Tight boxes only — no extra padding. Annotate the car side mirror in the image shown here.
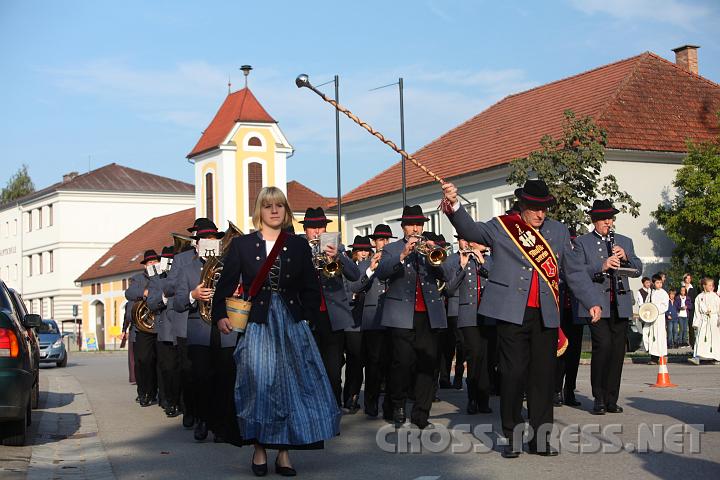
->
[23,313,42,329]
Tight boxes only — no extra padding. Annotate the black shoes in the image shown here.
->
[501,445,521,458]
[563,391,582,407]
[553,392,563,407]
[194,421,208,441]
[606,404,624,413]
[275,460,297,477]
[364,400,379,418]
[592,399,606,415]
[393,407,406,427]
[251,461,268,477]
[139,394,153,407]
[528,445,559,456]
[467,400,479,415]
[165,405,180,418]
[344,395,360,414]
[182,414,195,428]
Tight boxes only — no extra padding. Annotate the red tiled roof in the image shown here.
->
[1,163,194,209]
[76,208,195,283]
[286,180,335,212]
[341,52,720,205]
[188,88,276,158]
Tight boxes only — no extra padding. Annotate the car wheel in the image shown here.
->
[31,379,39,409]
[1,399,29,446]
[57,354,68,368]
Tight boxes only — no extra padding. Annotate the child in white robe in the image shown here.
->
[642,274,669,362]
[689,277,720,364]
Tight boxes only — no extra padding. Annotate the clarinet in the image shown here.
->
[608,229,627,294]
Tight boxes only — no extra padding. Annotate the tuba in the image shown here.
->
[198,221,244,325]
[410,235,447,266]
[132,299,155,333]
[309,238,343,278]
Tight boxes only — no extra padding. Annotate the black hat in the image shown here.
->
[435,234,448,247]
[396,205,429,224]
[161,246,174,258]
[587,199,620,220]
[349,235,373,251]
[140,249,159,264]
[299,207,332,228]
[368,224,396,240]
[505,201,521,215]
[189,218,225,240]
[423,232,438,242]
[187,217,211,233]
[514,180,556,207]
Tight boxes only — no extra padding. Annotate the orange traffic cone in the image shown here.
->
[650,356,677,388]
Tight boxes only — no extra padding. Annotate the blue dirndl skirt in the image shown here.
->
[233,292,341,449]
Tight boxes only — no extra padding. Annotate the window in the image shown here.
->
[91,284,96,295]
[38,253,43,275]
[495,194,515,216]
[425,211,440,235]
[49,251,53,272]
[205,172,214,221]
[48,204,53,226]
[26,212,32,232]
[463,201,478,221]
[247,162,262,215]
[355,224,372,237]
[122,278,128,290]
[96,283,102,294]
[38,208,42,229]
[39,297,44,318]
[248,136,262,147]
[50,297,54,318]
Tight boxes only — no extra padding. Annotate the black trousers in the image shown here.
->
[555,309,584,395]
[343,331,364,405]
[176,337,192,413]
[459,323,490,406]
[388,312,439,426]
[497,308,556,443]
[362,330,391,409]
[157,341,180,407]
[439,316,464,385]
[210,343,241,444]
[480,323,500,394]
[313,311,345,406]
[589,304,627,406]
[187,345,212,423]
[134,331,158,398]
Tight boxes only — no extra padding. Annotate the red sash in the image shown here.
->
[497,214,560,309]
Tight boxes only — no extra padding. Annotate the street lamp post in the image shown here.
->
[370,78,407,207]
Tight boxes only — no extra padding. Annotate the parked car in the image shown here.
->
[37,319,68,367]
[8,289,40,405]
[0,280,41,446]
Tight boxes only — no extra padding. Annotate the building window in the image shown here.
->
[122,278,128,290]
[39,297,44,318]
[355,224,372,236]
[48,204,53,226]
[38,253,43,275]
[49,251,53,272]
[463,201,478,221]
[38,208,42,229]
[247,162,263,215]
[495,194,515,216]
[26,212,32,232]
[50,297,54,318]
[248,136,262,147]
[425,211,440,235]
[205,172,214,221]
[97,283,102,294]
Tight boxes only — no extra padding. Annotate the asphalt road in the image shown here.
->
[2,351,719,479]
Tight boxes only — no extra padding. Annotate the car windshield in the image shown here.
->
[39,320,60,334]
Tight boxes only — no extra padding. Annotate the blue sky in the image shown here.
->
[1,0,718,198]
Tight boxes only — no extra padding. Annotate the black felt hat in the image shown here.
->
[161,246,174,259]
[140,249,159,264]
[299,207,332,228]
[368,224,396,240]
[189,218,225,240]
[349,235,373,251]
[587,199,620,221]
[514,180,556,207]
[396,205,429,224]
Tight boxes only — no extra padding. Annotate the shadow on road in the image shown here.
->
[625,397,720,432]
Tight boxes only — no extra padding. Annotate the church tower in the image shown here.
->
[187,83,292,232]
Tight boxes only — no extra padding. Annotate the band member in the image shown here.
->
[553,281,584,408]
[438,235,465,391]
[445,236,492,414]
[146,246,181,418]
[121,298,136,385]
[343,235,372,413]
[173,219,236,442]
[349,224,395,419]
[125,250,160,407]
[441,180,601,457]
[573,200,642,414]
[689,277,720,364]
[300,207,361,406]
[376,205,448,429]
[213,186,341,477]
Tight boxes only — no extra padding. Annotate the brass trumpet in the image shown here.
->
[309,238,343,278]
[409,235,447,266]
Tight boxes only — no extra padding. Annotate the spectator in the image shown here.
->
[676,286,692,347]
[635,277,651,307]
[666,288,679,349]
[682,273,697,347]
[688,277,720,365]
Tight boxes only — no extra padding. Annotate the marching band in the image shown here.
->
[122,178,652,473]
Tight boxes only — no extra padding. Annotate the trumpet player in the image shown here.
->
[376,205,449,429]
[125,249,160,407]
[445,237,493,415]
[300,207,361,407]
[574,200,642,415]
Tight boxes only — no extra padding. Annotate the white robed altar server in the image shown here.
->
[692,278,720,362]
[642,275,668,358]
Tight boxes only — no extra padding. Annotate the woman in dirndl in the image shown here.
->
[212,186,341,477]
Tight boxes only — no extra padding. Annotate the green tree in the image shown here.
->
[507,110,640,234]
[652,128,720,280]
[1,164,35,204]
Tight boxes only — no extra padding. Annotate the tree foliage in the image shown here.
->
[653,126,720,280]
[1,164,35,204]
[507,110,640,234]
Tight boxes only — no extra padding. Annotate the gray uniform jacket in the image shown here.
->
[146,275,176,343]
[573,231,643,319]
[445,254,489,328]
[348,259,386,331]
[162,249,195,339]
[173,256,238,347]
[375,238,448,329]
[318,246,362,331]
[125,272,156,334]
[448,206,601,327]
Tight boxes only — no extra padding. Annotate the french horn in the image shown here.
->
[132,299,155,333]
